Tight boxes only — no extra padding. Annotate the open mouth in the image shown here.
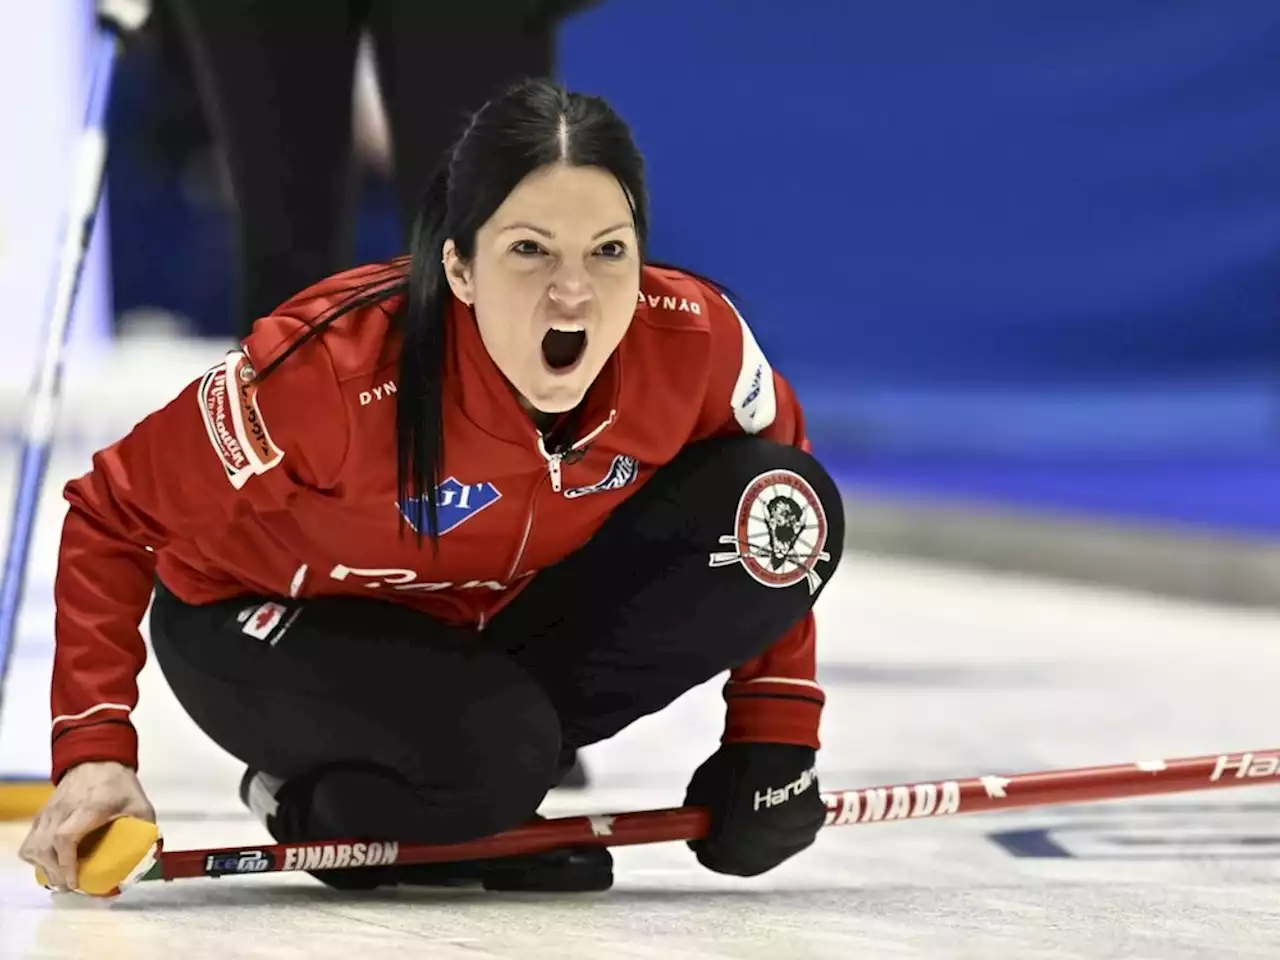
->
[541,327,588,372]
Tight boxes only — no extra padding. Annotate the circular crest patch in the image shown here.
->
[708,469,831,593]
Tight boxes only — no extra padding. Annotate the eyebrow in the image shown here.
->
[499,221,634,240]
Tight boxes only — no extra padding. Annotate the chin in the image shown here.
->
[524,380,588,415]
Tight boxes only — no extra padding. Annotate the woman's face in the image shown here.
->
[444,163,642,417]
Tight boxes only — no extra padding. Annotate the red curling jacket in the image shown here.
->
[49,262,830,783]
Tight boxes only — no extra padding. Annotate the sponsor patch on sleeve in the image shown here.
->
[722,293,778,434]
[197,351,284,489]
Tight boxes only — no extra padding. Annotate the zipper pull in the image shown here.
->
[536,432,565,492]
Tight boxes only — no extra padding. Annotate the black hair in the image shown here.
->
[252,78,650,545]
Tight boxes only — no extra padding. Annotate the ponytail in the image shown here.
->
[396,164,454,547]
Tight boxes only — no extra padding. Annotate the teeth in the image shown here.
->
[549,322,586,333]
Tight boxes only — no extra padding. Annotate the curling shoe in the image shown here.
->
[239,767,394,890]
[555,747,590,790]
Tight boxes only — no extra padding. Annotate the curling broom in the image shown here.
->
[35,745,1280,897]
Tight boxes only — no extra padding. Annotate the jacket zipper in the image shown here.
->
[535,409,617,493]
[482,486,541,634]
[505,497,537,583]
[288,563,309,597]
[490,408,619,628]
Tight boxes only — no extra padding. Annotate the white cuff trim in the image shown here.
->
[52,702,134,729]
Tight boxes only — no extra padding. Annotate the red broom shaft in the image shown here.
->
[821,748,1277,826]
[152,747,1280,881]
[157,808,712,880]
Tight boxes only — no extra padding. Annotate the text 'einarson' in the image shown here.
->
[282,841,400,872]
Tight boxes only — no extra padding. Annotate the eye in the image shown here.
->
[595,240,628,259]
[509,240,547,257]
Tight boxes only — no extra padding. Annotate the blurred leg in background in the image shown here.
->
[162,0,363,333]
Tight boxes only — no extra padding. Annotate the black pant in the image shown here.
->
[150,437,845,845]
[163,0,559,333]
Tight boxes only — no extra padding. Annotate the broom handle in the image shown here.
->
[143,746,1280,881]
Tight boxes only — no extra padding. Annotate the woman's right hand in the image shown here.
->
[17,761,156,892]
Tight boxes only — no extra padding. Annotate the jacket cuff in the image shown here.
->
[722,680,824,749]
[51,721,138,784]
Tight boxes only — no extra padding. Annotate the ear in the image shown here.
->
[442,239,474,305]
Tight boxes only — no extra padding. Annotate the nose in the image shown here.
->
[548,267,592,310]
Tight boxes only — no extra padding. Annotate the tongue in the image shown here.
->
[542,329,586,370]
